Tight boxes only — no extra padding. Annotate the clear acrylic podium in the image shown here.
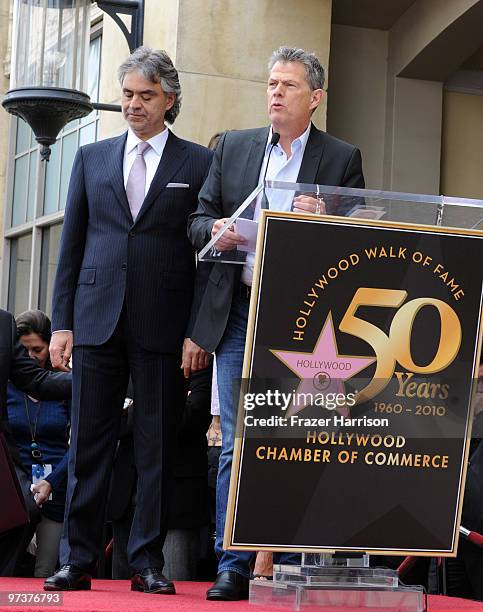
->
[250,554,425,610]
[199,180,483,264]
[199,181,483,611]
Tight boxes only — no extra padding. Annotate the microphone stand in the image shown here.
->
[260,132,280,210]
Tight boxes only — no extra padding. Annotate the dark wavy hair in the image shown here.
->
[16,310,52,344]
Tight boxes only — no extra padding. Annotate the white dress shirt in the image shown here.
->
[241,124,311,286]
[123,127,170,194]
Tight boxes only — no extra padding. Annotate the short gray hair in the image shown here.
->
[268,46,325,91]
[118,46,181,124]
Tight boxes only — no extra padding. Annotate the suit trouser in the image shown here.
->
[60,308,185,572]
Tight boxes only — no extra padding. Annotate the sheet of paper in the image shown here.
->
[347,205,386,220]
[235,218,259,252]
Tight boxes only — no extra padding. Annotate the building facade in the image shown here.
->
[0,0,482,316]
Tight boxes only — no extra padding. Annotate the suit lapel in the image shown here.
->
[104,133,132,221]
[133,131,188,226]
[240,127,270,197]
[297,123,327,185]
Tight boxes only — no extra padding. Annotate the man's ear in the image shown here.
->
[310,89,324,111]
[165,92,176,111]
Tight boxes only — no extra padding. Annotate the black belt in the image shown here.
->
[237,283,251,299]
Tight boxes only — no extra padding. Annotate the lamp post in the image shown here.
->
[2,0,144,162]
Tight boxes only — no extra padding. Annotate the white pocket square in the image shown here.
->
[166,182,189,188]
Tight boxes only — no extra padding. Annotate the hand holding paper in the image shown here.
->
[211,218,247,251]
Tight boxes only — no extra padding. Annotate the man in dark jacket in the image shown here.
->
[46,47,212,595]
[188,46,365,600]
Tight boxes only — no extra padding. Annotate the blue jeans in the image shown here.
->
[215,296,299,578]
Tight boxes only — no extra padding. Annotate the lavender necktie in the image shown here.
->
[126,141,151,221]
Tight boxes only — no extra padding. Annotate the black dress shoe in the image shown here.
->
[206,570,249,601]
[44,565,91,591]
[131,568,176,594]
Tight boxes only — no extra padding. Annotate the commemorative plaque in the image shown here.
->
[225,211,483,556]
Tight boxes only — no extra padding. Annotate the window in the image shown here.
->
[7,234,32,316]
[12,122,38,226]
[38,224,63,317]
[3,29,102,316]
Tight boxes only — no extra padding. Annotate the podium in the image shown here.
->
[200,182,483,611]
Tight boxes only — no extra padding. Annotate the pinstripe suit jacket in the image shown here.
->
[52,130,213,352]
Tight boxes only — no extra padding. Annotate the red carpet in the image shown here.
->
[0,578,483,611]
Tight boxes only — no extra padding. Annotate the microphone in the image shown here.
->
[261,132,280,209]
[268,131,281,148]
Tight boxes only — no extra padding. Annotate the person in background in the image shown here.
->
[165,363,212,580]
[7,310,70,578]
[207,132,224,152]
[204,129,224,456]
[387,363,483,598]
[207,356,222,546]
[444,363,483,600]
[107,386,136,581]
[0,309,71,577]
[204,132,224,558]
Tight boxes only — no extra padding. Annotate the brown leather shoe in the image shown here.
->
[44,565,91,591]
[131,568,176,594]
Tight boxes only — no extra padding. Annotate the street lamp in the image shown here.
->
[2,0,144,162]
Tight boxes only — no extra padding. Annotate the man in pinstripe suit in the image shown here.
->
[44,47,212,594]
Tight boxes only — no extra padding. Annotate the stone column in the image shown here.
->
[99,0,332,145]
